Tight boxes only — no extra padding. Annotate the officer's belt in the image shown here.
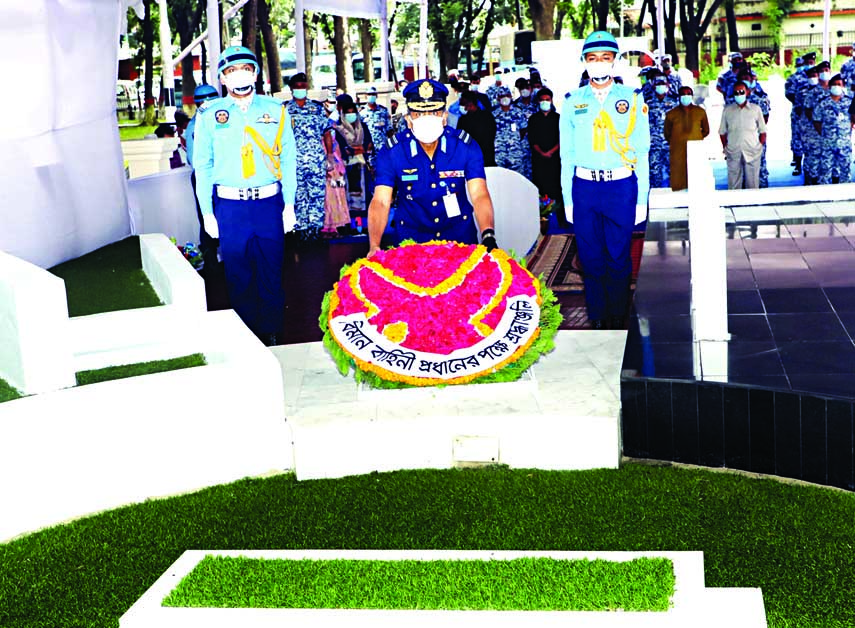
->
[216,182,280,201]
[575,166,633,182]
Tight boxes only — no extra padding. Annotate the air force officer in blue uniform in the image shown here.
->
[193,46,297,345]
[560,31,650,330]
[368,79,497,256]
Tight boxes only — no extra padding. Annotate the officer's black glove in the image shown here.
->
[481,229,498,253]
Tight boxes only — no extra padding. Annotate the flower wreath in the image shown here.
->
[320,240,562,388]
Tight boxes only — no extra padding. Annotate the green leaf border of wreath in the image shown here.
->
[318,241,564,389]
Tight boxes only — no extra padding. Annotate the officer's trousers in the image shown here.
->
[572,175,636,322]
[213,191,286,337]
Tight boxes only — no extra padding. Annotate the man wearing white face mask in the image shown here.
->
[367,79,496,256]
[813,74,854,184]
[193,46,297,346]
[493,86,531,180]
[719,81,767,190]
[360,86,392,199]
[559,31,650,330]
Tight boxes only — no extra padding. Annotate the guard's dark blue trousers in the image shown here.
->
[572,174,636,322]
[213,191,285,336]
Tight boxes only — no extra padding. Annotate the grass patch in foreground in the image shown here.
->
[1,466,854,628]
[0,377,22,403]
[76,354,207,386]
[163,556,674,611]
[48,236,163,317]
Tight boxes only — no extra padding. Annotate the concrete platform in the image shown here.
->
[271,330,625,481]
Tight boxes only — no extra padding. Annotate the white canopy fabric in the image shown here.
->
[303,0,386,19]
[0,0,131,269]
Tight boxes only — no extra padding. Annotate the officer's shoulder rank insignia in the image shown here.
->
[215,110,230,124]
[256,113,278,124]
[419,81,434,98]
[458,130,471,143]
[615,99,630,114]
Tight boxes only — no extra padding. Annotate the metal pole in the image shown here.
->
[380,10,390,82]
[656,0,665,65]
[206,0,221,90]
[295,0,306,73]
[419,0,428,79]
[823,0,831,61]
[157,0,176,122]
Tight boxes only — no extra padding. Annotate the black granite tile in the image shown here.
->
[647,381,674,460]
[646,316,693,342]
[779,341,855,376]
[835,311,855,341]
[827,400,855,490]
[728,315,773,342]
[802,251,855,271]
[648,343,695,379]
[726,341,785,377]
[634,292,691,317]
[794,237,853,253]
[698,383,724,466]
[754,269,819,289]
[774,391,801,479]
[723,386,751,470]
[800,396,827,485]
[728,290,764,314]
[727,374,791,389]
[743,238,799,253]
[789,374,855,399]
[749,388,776,475]
[620,379,648,458]
[760,288,832,313]
[768,313,849,343]
[825,287,855,313]
[727,270,759,290]
[815,271,855,288]
[672,382,699,464]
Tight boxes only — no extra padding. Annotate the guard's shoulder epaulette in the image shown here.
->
[634,87,643,95]
[457,129,471,144]
[386,134,400,149]
[564,91,572,99]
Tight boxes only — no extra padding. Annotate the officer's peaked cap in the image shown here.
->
[193,84,219,103]
[218,46,259,75]
[581,31,619,59]
[403,79,448,112]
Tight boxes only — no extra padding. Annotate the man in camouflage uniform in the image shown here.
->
[739,69,771,188]
[359,85,391,198]
[802,63,830,185]
[659,53,682,98]
[513,77,538,117]
[785,56,807,174]
[486,72,505,108]
[813,74,854,184]
[647,74,678,188]
[716,52,744,103]
[285,72,333,240]
[493,86,532,180]
[840,45,855,96]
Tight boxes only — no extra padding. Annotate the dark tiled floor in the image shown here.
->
[624,207,855,399]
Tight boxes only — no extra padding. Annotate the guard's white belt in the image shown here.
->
[575,166,633,182]
[216,182,280,200]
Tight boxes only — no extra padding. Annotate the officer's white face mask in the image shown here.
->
[520,88,531,98]
[831,85,845,96]
[410,114,445,144]
[820,71,832,82]
[223,69,256,95]
[500,97,511,107]
[655,84,668,95]
[585,61,613,83]
[809,77,819,85]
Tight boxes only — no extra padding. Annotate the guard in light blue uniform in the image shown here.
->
[560,31,650,330]
[368,79,497,255]
[185,84,221,265]
[813,74,854,184]
[193,46,297,345]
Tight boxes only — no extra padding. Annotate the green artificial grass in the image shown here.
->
[48,236,163,317]
[163,555,674,611]
[1,465,854,627]
[0,377,22,403]
[75,354,207,386]
[118,125,159,141]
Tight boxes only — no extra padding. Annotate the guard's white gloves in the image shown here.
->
[564,203,574,225]
[282,203,297,233]
[635,203,648,226]
[202,214,220,239]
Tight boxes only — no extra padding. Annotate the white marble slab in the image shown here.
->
[271,330,624,481]
[120,549,767,628]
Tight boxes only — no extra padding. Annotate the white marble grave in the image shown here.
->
[120,549,767,628]
[271,330,625,481]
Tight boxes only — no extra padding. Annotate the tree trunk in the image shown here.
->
[636,0,647,36]
[254,29,265,93]
[683,29,699,72]
[725,0,739,53]
[241,0,257,52]
[592,0,609,31]
[515,0,524,28]
[333,15,353,93]
[554,8,565,39]
[529,0,557,40]
[304,12,314,88]
[143,0,156,124]
[665,0,678,60]
[478,2,497,71]
[359,18,374,83]
[258,0,282,94]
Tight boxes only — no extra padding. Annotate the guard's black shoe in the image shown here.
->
[793,167,802,176]
[263,333,279,347]
[609,316,625,330]
[590,319,606,330]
